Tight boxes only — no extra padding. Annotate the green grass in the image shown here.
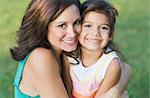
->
[110,0,149,98]
[0,0,29,97]
[0,0,149,98]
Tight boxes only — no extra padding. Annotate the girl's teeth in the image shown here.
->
[87,39,99,43]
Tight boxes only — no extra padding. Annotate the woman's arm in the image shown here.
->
[95,58,121,98]
[29,48,69,98]
[95,63,132,98]
[116,63,132,93]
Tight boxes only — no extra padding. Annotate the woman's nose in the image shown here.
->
[67,26,77,38]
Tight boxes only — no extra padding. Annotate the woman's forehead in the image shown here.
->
[54,5,80,23]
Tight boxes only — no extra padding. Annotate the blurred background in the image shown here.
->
[0,0,149,98]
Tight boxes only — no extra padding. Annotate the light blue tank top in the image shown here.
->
[14,55,40,98]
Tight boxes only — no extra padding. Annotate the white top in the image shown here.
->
[68,51,121,97]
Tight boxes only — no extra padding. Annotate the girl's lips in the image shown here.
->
[86,38,101,43]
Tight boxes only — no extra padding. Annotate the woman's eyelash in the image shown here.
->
[74,20,81,25]
[57,24,66,28]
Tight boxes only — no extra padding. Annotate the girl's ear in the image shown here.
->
[109,31,114,41]
[109,37,112,41]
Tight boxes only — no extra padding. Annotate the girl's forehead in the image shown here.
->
[83,11,109,23]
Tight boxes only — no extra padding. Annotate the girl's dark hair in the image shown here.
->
[10,0,81,61]
[81,0,118,32]
[10,0,81,97]
[80,0,125,61]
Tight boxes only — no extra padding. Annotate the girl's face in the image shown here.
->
[48,4,81,53]
[79,11,112,51]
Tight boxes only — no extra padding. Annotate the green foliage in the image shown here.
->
[0,0,149,98]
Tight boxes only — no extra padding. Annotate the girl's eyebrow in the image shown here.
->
[101,24,110,27]
[82,21,92,24]
[83,21,110,26]
[101,23,110,25]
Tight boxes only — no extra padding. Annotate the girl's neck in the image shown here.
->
[80,47,104,67]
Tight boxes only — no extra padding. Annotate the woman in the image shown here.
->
[11,0,81,97]
[10,0,131,98]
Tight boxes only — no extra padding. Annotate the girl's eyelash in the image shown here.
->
[102,26,109,30]
[83,24,91,27]
[101,25,110,30]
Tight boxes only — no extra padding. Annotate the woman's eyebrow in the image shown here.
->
[54,21,67,24]
[76,17,81,20]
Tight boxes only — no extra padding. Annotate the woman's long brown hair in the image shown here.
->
[10,0,81,97]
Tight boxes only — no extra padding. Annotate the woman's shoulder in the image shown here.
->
[29,47,56,60]
[28,47,59,73]
[30,47,52,56]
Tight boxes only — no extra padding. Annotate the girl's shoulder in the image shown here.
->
[105,51,121,69]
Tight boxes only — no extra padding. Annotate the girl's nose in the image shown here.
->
[92,28,100,36]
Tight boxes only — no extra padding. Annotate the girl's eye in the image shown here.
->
[99,25,110,33]
[83,24,92,28]
[57,24,66,28]
[101,26,109,30]
[100,24,110,30]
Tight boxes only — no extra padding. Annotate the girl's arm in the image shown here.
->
[95,58,121,98]
[95,63,132,98]
[29,48,69,98]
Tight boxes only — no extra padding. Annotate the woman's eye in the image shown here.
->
[74,20,81,25]
[57,24,66,28]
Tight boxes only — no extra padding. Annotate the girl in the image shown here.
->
[69,0,129,98]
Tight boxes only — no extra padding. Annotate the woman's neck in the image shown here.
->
[50,45,63,64]
[55,50,62,59]
[80,47,104,67]
[50,45,62,57]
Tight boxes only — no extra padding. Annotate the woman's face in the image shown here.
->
[48,4,81,53]
[79,11,112,51]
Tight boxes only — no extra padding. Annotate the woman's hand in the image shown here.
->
[95,85,121,98]
[95,63,131,98]
[95,87,129,98]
